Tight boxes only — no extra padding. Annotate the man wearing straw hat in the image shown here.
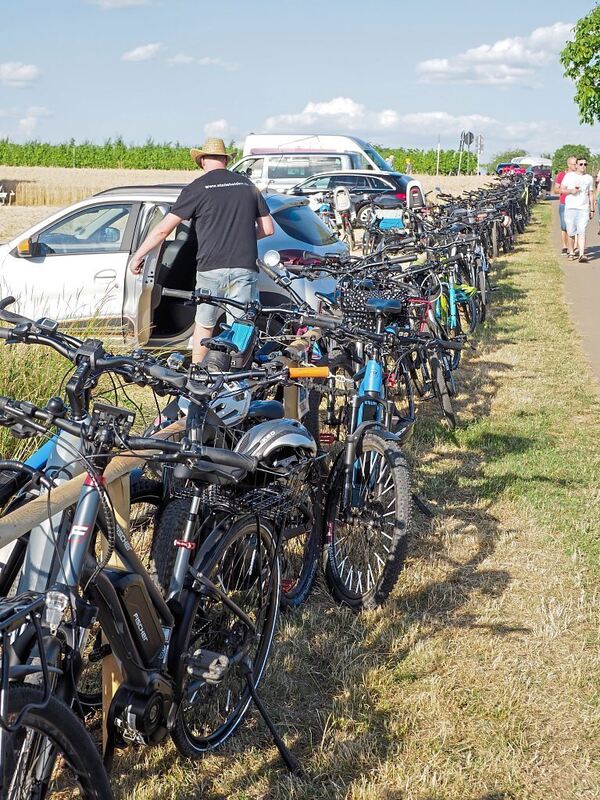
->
[129,137,274,362]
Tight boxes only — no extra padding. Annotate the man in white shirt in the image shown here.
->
[560,157,595,262]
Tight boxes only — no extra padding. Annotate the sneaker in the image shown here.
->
[561,247,568,255]
[578,255,589,263]
[568,253,577,260]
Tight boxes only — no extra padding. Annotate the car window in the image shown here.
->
[328,175,354,187]
[267,156,343,180]
[299,176,330,190]
[38,204,132,255]
[234,157,264,180]
[369,177,394,189]
[274,204,337,246]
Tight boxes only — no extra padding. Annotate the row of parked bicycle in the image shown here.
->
[0,172,540,797]
[309,171,539,256]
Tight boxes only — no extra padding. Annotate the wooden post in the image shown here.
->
[101,474,130,749]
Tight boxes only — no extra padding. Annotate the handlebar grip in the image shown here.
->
[161,288,194,300]
[390,253,417,264]
[206,447,257,472]
[146,362,188,388]
[0,297,33,327]
[436,339,463,351]
[0,328,10,340]
[289,366,330,379]
[302,313,338,331]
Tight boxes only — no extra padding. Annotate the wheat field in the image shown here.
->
[0,165,492,208]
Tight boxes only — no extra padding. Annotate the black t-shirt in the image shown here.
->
[170,169,270,272]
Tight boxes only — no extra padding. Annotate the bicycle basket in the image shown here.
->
[339,282,410,332]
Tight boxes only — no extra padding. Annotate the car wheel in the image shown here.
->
[356,204,372,228]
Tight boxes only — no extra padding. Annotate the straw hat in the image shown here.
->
[190,137,232,164]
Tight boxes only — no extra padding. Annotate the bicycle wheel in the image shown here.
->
[316,353,354,459]
[280,475,323,609]
[430,354,456,429]
[2,685,113,799]
[170,514,280,756]
[323,430,411,611]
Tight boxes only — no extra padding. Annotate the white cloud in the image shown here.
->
[0,62,40,88]
[122,42,163,62]
[203,119,233,138]
[261,95,569,155]
[0,105,51,137]
[168,53,196,65]
[89,0,147,7]
[168,53,238,70]
[416,21,573,86]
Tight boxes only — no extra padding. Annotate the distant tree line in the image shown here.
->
[0,138,476,175]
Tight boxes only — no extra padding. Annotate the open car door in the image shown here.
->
[122,203,172,347]
[124,204,198,348]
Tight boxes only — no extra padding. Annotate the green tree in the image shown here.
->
[552,143,592,173]
[560,6,600,125]
[486,148,526,171]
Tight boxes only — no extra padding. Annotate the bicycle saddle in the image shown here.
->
[365,298,404,315]
[315,290,338,309]
[247,400,285,421]
[201,329,240,354]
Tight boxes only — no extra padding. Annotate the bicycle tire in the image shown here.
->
[323,430,411,611]
[280,477,324,609]
[431,354,456,429]
[169,514,279,756]
[3,685,113,799]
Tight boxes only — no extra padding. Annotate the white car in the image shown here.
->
[0,186,346,348]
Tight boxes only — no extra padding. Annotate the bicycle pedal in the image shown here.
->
[185,649,230,684]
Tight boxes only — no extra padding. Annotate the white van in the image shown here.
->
[232,134,394,191]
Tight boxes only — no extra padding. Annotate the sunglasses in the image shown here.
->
[578,162,587,166]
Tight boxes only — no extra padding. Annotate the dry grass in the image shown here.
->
[105,204,599,799]
[0,205,62,241]
[0,166,195,206]
[0,165,491,208]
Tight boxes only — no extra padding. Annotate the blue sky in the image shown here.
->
[0,0,597,160]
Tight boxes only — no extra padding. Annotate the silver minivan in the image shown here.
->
[231,152,367,192]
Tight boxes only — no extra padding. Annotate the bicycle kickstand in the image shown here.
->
[241,657,302,776]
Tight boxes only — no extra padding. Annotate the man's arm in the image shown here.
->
[129,212,183,274]
[256,214,274,240]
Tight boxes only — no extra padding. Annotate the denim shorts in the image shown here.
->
[564,207,590,237]
[194,267,258,327]
[559,202,566,232]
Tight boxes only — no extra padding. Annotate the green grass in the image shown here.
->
[414,202,600,570]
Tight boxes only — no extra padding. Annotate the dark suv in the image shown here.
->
[288,170,425,226]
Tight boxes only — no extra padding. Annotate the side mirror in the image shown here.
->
[16,238,38,258]
[101,226,120,244]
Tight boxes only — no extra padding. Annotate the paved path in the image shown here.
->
[552,197,600,384]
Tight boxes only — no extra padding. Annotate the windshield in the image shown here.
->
[364,146,394,172]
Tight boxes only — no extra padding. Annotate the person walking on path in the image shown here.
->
[561,156,595,263]
[129,137,274,362]
[554,155,577,256]
[596,168,600,234]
